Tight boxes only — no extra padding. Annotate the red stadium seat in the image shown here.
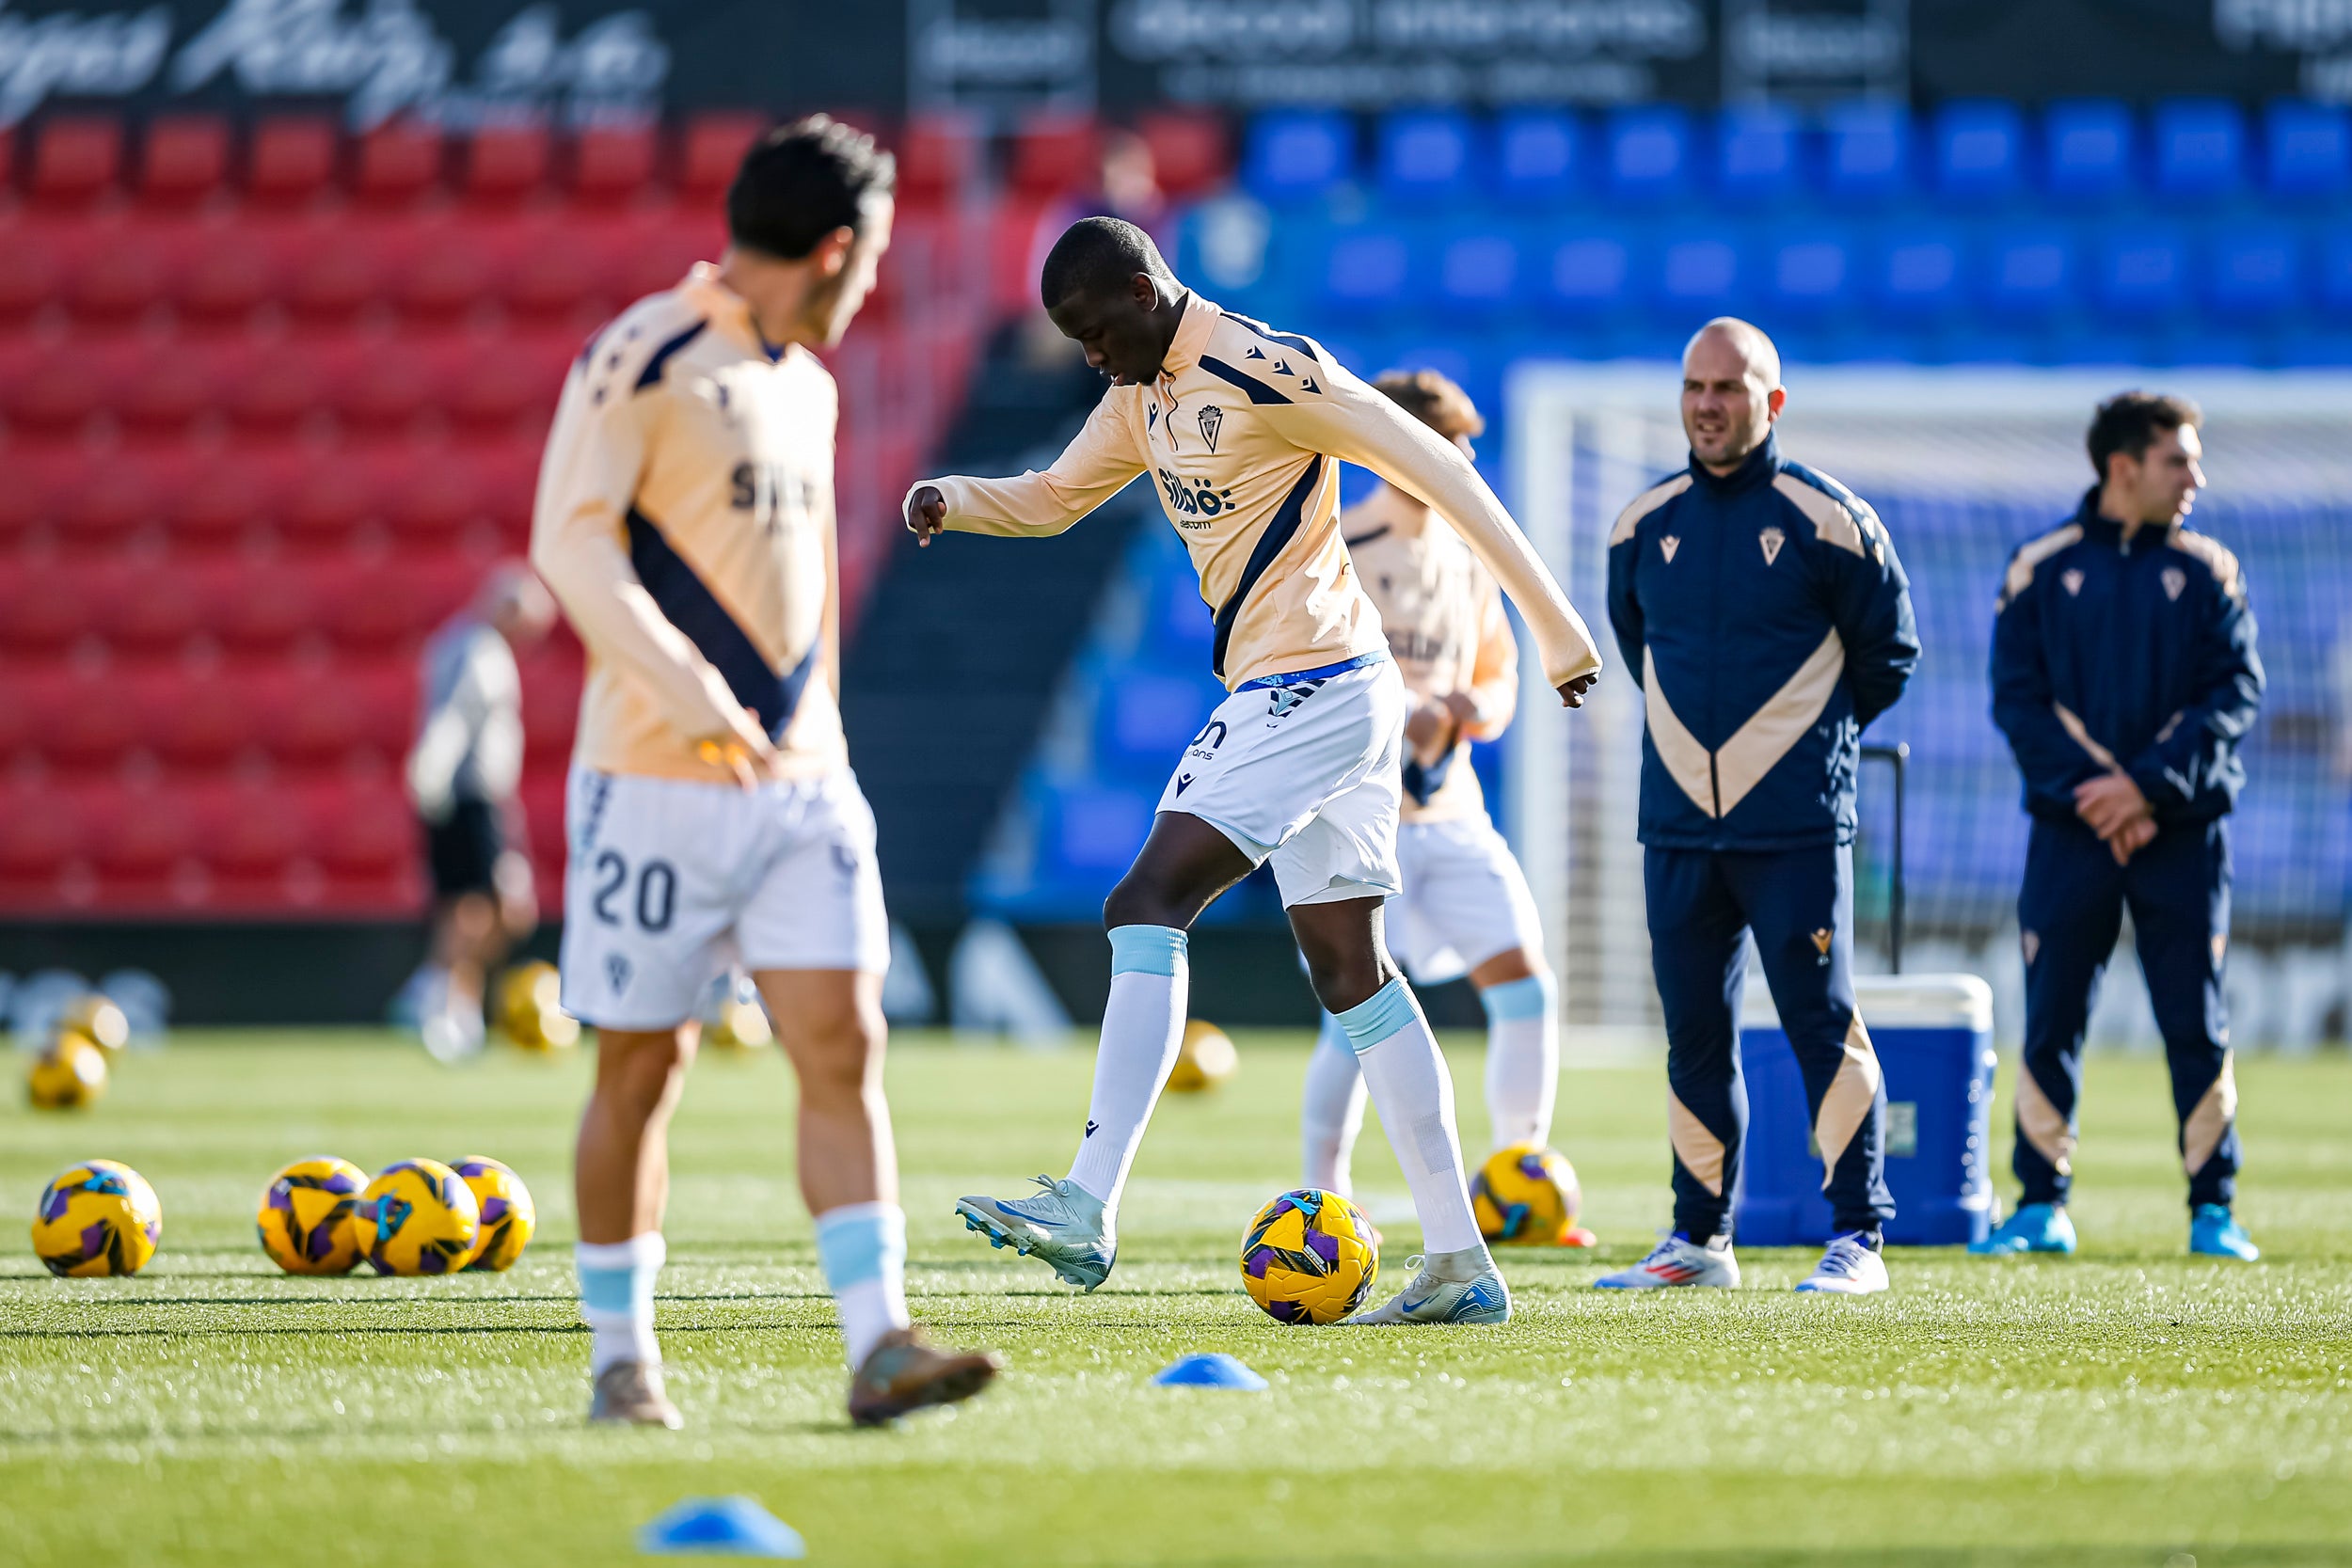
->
[270,657,415,761]
[0,784,92,882]
[0,444,83,537]
[169,441,297,539]
[205,552,327,647]
[63,211,183,320]
[139,116,230,206]
[330,331,455,432]
[0,659,138,765]
[572,123,657,203]
[680,113,767,198]
[464,125,550,203]
[281,210,417,319]
[1138,110,1230,198]
[110,556,211,649]
[355,120,443,205]
[898,115,980,210]
[115,331,240,431]
[310,775,416,879]
[176,212,294,320]
[225,334,340,431]
[246,117,338,207]
[0,334,123,432]
[391,209,517,320]
[31,117,123,206]
[1010,111,1100,197]
[447,325,574,431]
[379,440,490,536]
[143,658,261,764]
[58,447,176,535]
[0,209,76,319]
[198,774,314,878]
[314,553,476,648]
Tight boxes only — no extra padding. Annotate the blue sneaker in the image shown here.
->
[955,1177,1116,1290]
[2189,1204,2259,1261]
[1969,1202,2076,1256]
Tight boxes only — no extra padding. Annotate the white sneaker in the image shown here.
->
[955,1177,1116,1290]
[1343,1248,1511,1325]
[1593,1232,1740,1290]
[1795,1231,1889,1294]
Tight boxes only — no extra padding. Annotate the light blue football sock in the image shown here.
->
[816,1202,912,1368]
[576,1232,663,1373]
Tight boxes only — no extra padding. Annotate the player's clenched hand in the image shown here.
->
[2106,815,2158,866]
[2074,771,2151,839]
[1404,700,1457,763]
[905,485,948,547]
[1554,673,1598,709]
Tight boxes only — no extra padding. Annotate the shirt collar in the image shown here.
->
[1156,291,1219,383]
[680,261,791,363]
[2073,486,2175,544]
[1688,431,1784,494]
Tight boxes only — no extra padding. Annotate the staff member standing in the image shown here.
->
[1597,319,1919,1295]
[1977,393,2264,1262]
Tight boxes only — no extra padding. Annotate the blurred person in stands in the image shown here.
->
[1020,128,1167,365]
[1978,393,2265,1261]
[400,562,556,1062]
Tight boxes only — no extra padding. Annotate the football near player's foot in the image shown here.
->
[1343,1247,1511,1324]
[848,1327,1006,1427]
[2189,1203,2259,1261]
[1795,1230,1889,1295]
[955,1177,1116,1290]
[1970,1202,2077,1256]
[588,1360,682,1429]
[1594,1232,1740,1289]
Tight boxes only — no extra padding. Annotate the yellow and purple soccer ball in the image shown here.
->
[256,1156,367,1275]
[26,1037,108,1110]
[56,993,132,1053]
[1239,1187,1379,1324]
[1471,1142,1585,1246]
[33,1159,162,1277]
[1166,1019,1238,1093]
[450,1155,535,1272]
[354,1159,481,1276]
[497,961,580,1052]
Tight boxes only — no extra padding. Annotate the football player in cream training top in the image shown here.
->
[905,218,1605,1325]
[1296,370,1566,1206]
[531,118,1000,1429]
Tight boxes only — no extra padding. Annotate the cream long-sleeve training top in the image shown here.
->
[1343,482,1518,824]
[530,264,846,785]
[910,293,1601,694]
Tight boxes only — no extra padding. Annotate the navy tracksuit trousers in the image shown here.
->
[1645,843,1895,1241]
[2015,816,2238,1212]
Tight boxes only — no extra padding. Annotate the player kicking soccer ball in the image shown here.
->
[531,118,999,1427]
[905,219,1605,1324]
[1296,371,1565,1204]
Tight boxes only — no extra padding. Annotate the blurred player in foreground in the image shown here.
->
[531,118,999,1428]
[906,218,1604,1324]
[1597,320,1918,1295]
[1296,371,1564,1198]
[401,562,557,1062]
[1978,392,2264,1261]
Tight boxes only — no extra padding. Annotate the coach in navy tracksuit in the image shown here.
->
[1980,392,2264,1262]
[1597,320,1919,1296]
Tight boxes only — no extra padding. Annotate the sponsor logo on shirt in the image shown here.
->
[1157,467,1235,527]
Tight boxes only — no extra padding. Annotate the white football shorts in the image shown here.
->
[558,765,890,1030]
[1388,814,1546,985]
[1155,653,1406,910]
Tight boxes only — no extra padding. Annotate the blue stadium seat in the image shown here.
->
[2320,228,2352,312]
[1823,101,1911,203]
[2043,99,2135,198]
[2206,228,2301,316]
[1242,111,1353,202]
[2153,98,2245,197]
[1717,103,1803,200]
[1145,561,1214,657]
[1765,230,1853,315]
[1376,109,1473,201]
[1934,100,2025,200]
[1655,230,1741,314]
[1494,110,1582,199]
[1319,227,1411,311]
[1436,230,1521,310]
[1036,783,1155,879]
[1874,228,1965,316]
[1093,670,1214,779]
[1981,226,2075,316]
[1606,105,1692,200]
[2096,227,2188,316]
[1546,230,1632,314]
[2265,102,2350,197]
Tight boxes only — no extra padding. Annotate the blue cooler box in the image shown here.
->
[1733,974,1995,1247]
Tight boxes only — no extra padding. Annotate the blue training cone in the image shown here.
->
[1152,1353,1267,1390]
[639,1496,806,1559]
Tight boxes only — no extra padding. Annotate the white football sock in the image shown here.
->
[1064,925,1188,1211]
[815,1202,911,1369]
[1300,1011,1368,1195]
[1337,978,1485,1256]
[576,1232,663,1374]
[1481,973,1559,1149]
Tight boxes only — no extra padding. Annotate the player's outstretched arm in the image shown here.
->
[1261,363,1603,705]
[906,392,1148,546]
[529,361,775,776]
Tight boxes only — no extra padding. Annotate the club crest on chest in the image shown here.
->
[2062,568,2085,596]
[1660,535,1679,563]
[2162,566,2186,601]
[1759,526,1785,566]
[1198,404,1223,452]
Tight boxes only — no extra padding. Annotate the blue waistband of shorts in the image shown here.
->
[1235,649,1391,691]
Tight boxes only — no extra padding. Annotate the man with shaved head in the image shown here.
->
[1597,319,1920,1295]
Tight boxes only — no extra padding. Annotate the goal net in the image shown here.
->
[1504,364,2352,1053]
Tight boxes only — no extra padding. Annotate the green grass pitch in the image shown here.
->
[1,1030,2347,1567]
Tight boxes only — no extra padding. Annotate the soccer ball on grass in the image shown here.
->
[450,1155,535,1271]
[1166,1020,1237,1092]
[26,1037,107,1110]
[354,1159,481,1275]
[33,1159,162,1277]
[256,1156,366,1275]
[1470,1143,1594,1246]
[1240,1187,1379,1324]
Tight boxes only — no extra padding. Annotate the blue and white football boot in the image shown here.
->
[1795,1230,1890,1294]
[1969,1202,2077,1256]
[955,1177,1116,1291]
[1593,1232,1740,1290]
[1343,1246,1512,1324]
[2189,1204,2260,1261]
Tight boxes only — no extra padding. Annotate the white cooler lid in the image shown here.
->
[1740,972,1993,1034]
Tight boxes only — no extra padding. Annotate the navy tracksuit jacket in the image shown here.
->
[1608,434,1920,1239]
[1990,488,2264,1212]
